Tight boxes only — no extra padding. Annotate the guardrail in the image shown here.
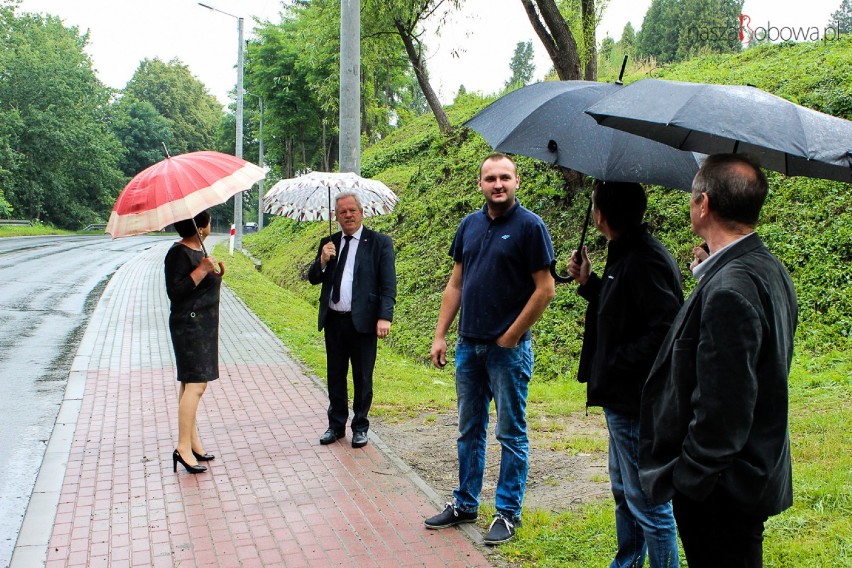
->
[0,219,33,226]
[83,223,108,231]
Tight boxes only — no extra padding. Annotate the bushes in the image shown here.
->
[249,37,852,378]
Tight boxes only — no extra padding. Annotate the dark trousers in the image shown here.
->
[673,491,768,568]
[324,311,376,434]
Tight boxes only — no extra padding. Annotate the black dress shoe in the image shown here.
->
[319,429,344,445]
[351,431,368,448]
[173,449,207,474]
[192,449,215,461]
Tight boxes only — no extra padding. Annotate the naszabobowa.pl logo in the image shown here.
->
[738,14,844,43]
[684,14,844,45]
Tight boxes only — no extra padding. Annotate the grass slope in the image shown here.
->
[234,37,851,566]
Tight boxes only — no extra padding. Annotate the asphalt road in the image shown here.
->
[0,234,175,567]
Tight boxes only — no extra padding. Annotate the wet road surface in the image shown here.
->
[0,234,174,566]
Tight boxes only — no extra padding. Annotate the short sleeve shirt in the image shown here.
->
[450,200,554,341]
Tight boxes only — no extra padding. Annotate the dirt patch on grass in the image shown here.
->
[373,409,611,516]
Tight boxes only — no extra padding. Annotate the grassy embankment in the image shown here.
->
[0,224,76,236]
[222,37,851,567]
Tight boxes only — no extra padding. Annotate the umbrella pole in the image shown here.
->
[616,55,628,85]
[550,194,594,284]
[192,218,209,258]
[192,218,225,277]
[328,187,333,239]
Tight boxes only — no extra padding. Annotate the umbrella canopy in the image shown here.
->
[263,171,398,236]
[466,80,704,283]
[585,78,852,183]
[106,150,267,238]
[465,80,704,191]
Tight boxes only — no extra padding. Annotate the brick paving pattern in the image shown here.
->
[20,243,490,567]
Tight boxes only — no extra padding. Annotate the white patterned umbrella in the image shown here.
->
[263,171,398,236]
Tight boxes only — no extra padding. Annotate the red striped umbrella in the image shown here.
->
[105,151,267,238]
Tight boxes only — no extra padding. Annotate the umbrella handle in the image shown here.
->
[550,193,594,284]
[215,261,226,277]
[550,259,574,283]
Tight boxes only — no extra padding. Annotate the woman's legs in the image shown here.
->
[177,382,207,464]
[180,383,207,454]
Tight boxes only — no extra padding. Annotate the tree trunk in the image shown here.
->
[519,0,582,80]
[362,74,371,142]
[582,0,597,80]
[395,20,452,135]
[322,123,330,171]
[285,136,293,178]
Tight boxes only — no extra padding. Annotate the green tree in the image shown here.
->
[637,0,743,64]
[245,11,331,177]
[637,0,681,63]
[506,40,536,89]
[676,0,743,60]
[241,0,419,175]
[366,0,460,135]
[123,58,223,155]
[521,0,607,81]
[829,0,852,34]
[109,97,172,177]
[521,0,582,79]
[0,4,125,227]
[621,21,637,56]
[599,35,616,61]
[0,12,20,220]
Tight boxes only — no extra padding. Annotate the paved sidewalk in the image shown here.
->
[11,243,491,567]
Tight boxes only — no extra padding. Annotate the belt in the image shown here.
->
[329,309,351,316]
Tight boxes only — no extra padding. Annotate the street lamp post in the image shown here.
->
[256,95,264,230]
[247,93,265,230]
[199,2,245,250]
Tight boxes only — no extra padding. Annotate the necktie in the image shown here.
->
[331,235,352,304]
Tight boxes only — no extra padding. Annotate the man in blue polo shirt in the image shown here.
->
[425,153,555,545]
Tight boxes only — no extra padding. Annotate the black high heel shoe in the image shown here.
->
[173,449,207,474]
[192,449,215,461]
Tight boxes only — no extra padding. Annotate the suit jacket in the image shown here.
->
[639,233,798,516]
[308,227,396,334]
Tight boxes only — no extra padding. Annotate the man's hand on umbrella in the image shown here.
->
[567,247,591,285]
[320,242,337,267]
[689,242,710,271]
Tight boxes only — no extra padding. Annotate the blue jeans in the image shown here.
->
[452,337,533,522]
[605,408,679,568]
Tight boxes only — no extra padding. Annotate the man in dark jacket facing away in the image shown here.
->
[568,180,683,568]
[640,154,798,567]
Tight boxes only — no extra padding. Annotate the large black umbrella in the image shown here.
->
[465,79,703,281]
[465,80,703,191]
[585,78,852,183]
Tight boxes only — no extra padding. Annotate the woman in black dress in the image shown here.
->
[164,210,222,474]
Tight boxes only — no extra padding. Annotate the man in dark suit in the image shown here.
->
[308,191,396,448]
[639,154,798,568]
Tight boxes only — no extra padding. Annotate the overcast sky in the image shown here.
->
[14,0,842,106]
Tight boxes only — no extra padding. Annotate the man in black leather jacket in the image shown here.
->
[568,180,683,568]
